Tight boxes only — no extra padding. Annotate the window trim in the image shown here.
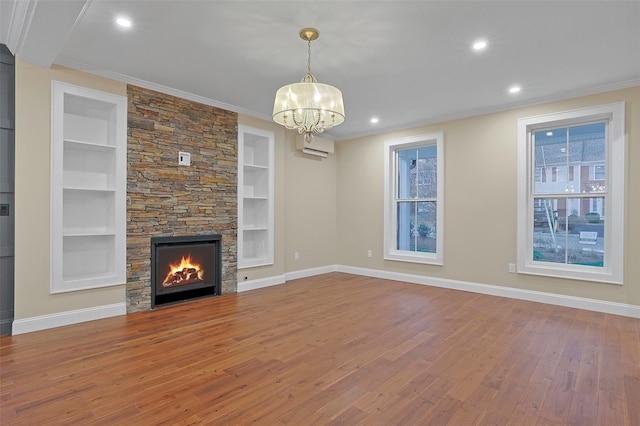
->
[517,102,625,284]
[384,132,444,265]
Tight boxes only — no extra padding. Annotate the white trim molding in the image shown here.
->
[384,132,444,265]
[285,265,338,281]
[517,102,625,284]
[2,0,35,54]
[238,274,286,292]
[238,265,639,318]
[54,57,272,123]
[336,265,640,319]
[12,303,126,335]
[14,264,639,335]
[237,266,339,292]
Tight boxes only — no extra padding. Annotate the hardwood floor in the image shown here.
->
[1,272,639,425]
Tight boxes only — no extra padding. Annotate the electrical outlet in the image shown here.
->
[294,252,299,260]
[509,263,516,273]
[178,151,191,166]
[367,250,373,258]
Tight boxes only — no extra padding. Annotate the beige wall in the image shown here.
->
[14,61,127,319]
[337,87,640,306]
[236,115,338,280]
[14,58,639,322]
[283,133,338,272]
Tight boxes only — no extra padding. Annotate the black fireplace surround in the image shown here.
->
[150,234,222,308]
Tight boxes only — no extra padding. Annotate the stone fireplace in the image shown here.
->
[126,85,238,312]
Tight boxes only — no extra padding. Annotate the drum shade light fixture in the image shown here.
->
[273,28,345,142]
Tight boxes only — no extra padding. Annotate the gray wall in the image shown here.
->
[1,44,15,335]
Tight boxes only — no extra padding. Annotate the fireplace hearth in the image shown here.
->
[151,234,221,307]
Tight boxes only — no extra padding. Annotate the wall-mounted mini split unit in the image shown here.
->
[295,134,334,158]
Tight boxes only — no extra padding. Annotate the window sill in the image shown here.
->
[517,261,622,285]
[385,251,443,265]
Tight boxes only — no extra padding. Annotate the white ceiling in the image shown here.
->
[2,1,639,141]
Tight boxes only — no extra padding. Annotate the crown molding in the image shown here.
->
[55,56,273,122]
[2,0,37,54]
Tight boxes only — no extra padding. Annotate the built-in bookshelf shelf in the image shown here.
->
[238,125,274,268]
[51,81,127,293]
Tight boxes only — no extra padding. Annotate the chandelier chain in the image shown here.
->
[307,39,312,76]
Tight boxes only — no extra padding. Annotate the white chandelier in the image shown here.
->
[273,28,345,143]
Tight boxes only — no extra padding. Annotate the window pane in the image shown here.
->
[397,201,414,251]
[533,123,606,195]
[534,167,542,182]
[533,197,604,267]
[397,150,413,199]
[396,201,436,253]
[397,146,437,199]
[594,165,605,180]
[415,146,437,198]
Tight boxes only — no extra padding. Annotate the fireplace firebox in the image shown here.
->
[150,234,221,307]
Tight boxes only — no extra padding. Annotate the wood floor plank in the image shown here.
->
[623,374,640,425]
[506,378,553,425]
[1,272,639,425]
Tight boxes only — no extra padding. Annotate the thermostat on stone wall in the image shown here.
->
[178,151,191,166]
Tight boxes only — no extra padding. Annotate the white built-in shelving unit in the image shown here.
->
[237,125,274,268]
[50,81,127,293]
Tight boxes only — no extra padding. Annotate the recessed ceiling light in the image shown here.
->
[370,117,379,124]
[116,17,132,28]
[509,85,521,94]
[472,40,487,51]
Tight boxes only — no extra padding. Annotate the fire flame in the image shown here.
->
[162,254,204,287]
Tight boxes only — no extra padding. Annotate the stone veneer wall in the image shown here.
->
[126,85,238,312]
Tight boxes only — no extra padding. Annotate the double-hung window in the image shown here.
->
[384,132,444,264]
[517,103,625,284]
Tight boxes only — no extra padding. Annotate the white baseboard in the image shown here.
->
[336,265,640,319]
[12,303,126,335]
[237,266,339,292]
[285,265,338,281]
[238,264,640,319]
[238,274,286,292]
[14,265,638,335]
